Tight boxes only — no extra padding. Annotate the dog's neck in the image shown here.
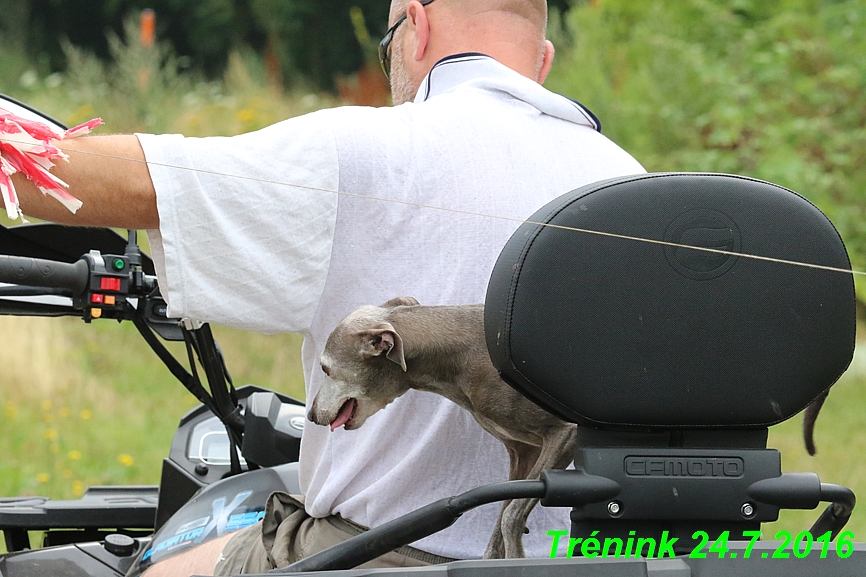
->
[386,305,492,413]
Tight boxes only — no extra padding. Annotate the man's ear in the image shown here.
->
[406,0,431,63]
[359,324,407,371]
[537,40,555,84]
[381,296,420,308]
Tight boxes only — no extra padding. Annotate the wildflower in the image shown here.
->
[44,428,58,441]
[45,73,63,89]
[80,409,92,420]
[60,407,71,418]
[118,454,135,467]
[236,108,255,123]
[68,450,82,460]
[72,480,84,496]
[40,400,52,412]
[19,70,37,89]
[36,473,50,483]
[73,105,95,121]
[5,401,16,419]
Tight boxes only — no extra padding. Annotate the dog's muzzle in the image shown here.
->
[308,395,357,431]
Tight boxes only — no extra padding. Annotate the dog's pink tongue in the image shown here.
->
[330,399,356,431]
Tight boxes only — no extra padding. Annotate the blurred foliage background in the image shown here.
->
[1,0,865,551]
[545,0,866,299]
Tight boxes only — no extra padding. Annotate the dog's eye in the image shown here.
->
[321,364,331,376]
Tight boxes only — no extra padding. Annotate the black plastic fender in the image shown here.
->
[0,541,136,577]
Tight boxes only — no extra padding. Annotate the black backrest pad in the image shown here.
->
[485,173,856,428]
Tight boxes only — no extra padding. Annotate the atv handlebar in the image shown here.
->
[0,249,153,323]
[0,255,89,295]
[0,234,178,339]
[0,234,248,474]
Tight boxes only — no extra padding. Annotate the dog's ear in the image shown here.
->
[380,296,420,308]
[359,324,407,371]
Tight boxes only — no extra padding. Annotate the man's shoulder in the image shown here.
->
[324,90,535,142]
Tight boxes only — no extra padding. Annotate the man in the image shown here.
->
[11,0,645,573]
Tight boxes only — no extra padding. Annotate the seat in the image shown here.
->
[484,172,856,550]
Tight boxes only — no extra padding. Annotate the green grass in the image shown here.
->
[0,316,305,554]
[0,316,305,501]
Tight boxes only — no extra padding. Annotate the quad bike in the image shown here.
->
[0,94,863,577]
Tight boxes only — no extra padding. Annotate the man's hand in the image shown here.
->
[10,135,159,230]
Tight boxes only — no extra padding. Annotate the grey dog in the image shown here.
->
[308,297,578,559]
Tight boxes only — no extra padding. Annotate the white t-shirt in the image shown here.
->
[138,54,645,559]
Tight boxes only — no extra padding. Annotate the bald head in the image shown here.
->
[389,0,547,32]
[387,0,554,104]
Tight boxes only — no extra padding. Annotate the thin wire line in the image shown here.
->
[5,142,865,277]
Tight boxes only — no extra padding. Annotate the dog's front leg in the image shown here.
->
[500,426,578,558]
[483,441,539,559]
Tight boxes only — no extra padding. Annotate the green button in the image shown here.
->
[113,259,125,271]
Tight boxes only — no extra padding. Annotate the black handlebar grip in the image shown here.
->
[0,256,89,295]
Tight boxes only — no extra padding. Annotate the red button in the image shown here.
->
[91,294,104,304]
[100,277,121,291]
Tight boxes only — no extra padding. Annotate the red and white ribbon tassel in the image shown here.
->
[0,107,103,221]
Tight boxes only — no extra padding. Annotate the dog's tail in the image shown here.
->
[803,390,829,456]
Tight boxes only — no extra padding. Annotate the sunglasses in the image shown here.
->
[378,0,436,80]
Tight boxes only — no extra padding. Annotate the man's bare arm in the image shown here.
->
[9,134,159,229]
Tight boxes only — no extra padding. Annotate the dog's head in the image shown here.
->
[309,297,419,431]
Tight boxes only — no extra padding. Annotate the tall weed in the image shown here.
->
[545,0,866,539]
[1,17,336,135]
[546,0,866,294]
